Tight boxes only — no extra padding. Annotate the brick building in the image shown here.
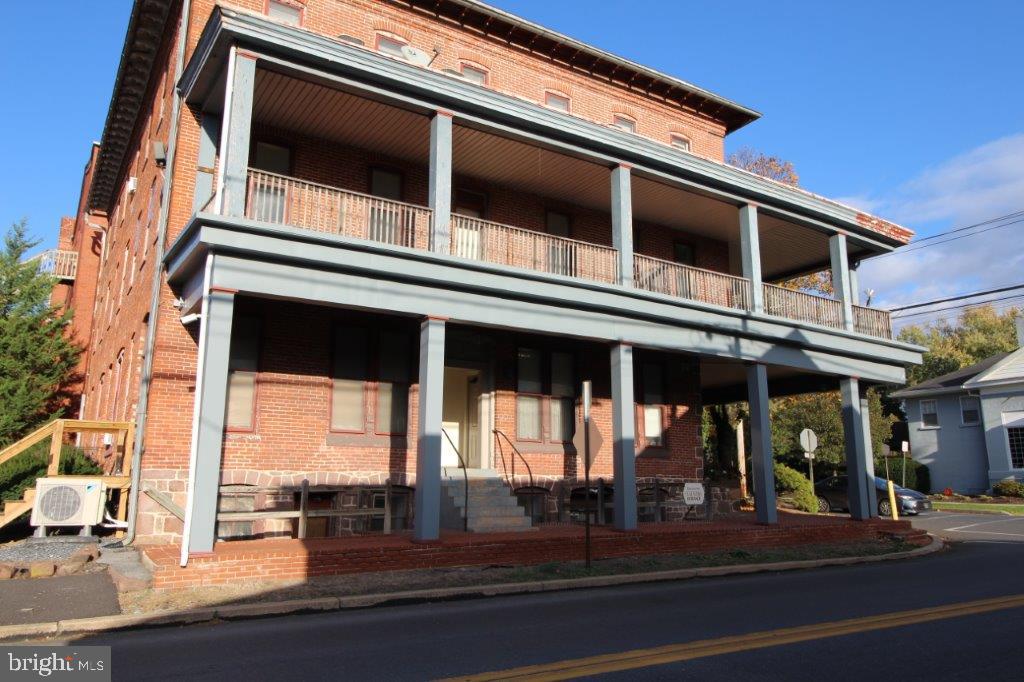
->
[58,0,921,566]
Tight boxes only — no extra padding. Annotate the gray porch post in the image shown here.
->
[218,47,256,217]
[860,388,878,513]
[428,111,453,254]
[610,163,633,287]
[739,203,763,313]
[610,342,638,530]
[849,262,861,306]
[746,363,777,524]
[414,316,446,541]
[193,113,220,212]
[840,376,874,519]
[829,234,855,332]
[184,284,235,556]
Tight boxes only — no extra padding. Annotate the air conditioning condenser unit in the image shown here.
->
[30,478,106,529]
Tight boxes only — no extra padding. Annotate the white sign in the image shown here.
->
[804,452,815,460]
[901,440,910,453]
[799,428,818,454]
[683,482,705,506]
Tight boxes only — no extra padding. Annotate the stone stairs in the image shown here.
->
[441,474,536,533]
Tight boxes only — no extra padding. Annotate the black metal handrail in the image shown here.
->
[492,429,538,522]
[441,428,470,532]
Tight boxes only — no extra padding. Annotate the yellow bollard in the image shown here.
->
[887,480,899,520]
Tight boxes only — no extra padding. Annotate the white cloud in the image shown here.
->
[853,133,1024,328]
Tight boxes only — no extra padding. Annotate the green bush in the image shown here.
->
[0,442,102,502]
[774,462,817,513]
[875,457,930,494]
[993,480,1024,498]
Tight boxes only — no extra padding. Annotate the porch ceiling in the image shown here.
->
[700,359,840,404]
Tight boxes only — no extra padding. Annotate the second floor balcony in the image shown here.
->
[239,169,893,339]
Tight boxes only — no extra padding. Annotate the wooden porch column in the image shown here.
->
[739,203,763,313]
[610,164,634,287]
[610,342,638,530]
[217,46,256,217]
[414,316,446,541]
[841,376,876,519]
[829,233,856,332]
[746,363,777,524]
[429,111,454,254]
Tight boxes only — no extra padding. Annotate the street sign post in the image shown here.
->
[580,381,593,568]
[800,428,819,484]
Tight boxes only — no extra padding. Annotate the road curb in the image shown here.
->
[0,535,944,642]
[932,507,1017,516]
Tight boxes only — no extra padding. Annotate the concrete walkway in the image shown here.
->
[0,572,120,626]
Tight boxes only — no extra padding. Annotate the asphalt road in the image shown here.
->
[912,510,1024,542]
[72,528,1024,681]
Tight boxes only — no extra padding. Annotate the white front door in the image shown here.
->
[441,366,491,469]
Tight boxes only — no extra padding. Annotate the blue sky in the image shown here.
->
[2,1,1021,325]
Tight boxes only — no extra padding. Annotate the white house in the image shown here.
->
[893,318,1024,493]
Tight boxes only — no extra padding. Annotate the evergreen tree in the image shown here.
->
[0,220,81,446]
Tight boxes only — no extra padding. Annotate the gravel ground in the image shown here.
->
[0,538,98,564]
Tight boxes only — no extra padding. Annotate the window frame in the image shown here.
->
[1008,426,1024,470]
[612,114,637,134]
[515,347,545,443]
[638,361,667,450]
[265,0,305,27]
[959,395,981,427]
[543,90,571,113]
[375,32,409,60]
[669,133,691,151]
[548,350,576,444]
[368,165,405,202]
[329,325,369,435]
[372,329,413,437]
[459,62,490,86]
[225,315,263,433]
[920,399,940,429]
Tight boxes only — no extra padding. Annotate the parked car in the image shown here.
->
[814,475,932,516]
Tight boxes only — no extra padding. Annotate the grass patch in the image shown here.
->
[933,501,1024,515]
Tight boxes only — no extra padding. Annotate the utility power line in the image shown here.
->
[904,209,1024,244]
[872,214,1024,259]
[888,283,1024,312]
[891,293,1024,320]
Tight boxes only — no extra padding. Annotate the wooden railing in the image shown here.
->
[854,304,893,339]
[246,169,433,250]
[31,249,78,281]
[450,214,619,284]
[763,283,845,331]
[633,254,753,311]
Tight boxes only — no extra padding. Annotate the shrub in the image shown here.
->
[774,462,817,513]
[875,457,930,494]
[993,479,1024,498]
[0,442,102,502]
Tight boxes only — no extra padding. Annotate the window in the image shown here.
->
[672,242,695,266]
[960,396,981,426]
[331,328,367,432]
[641,363,665,447]
[368,168,408,245]
[460,63,489,86]
[550,352,575,442]
[250,142,292,223]
[376,34,408,59]
[370,168,402,200]
[670,134,691,151]
[453,189,487,218]
[1010,427,1024,469]
[226,317,261,430]
[376,330,410,435]
[544,91,570,113]
[516,348,543,440]
[267,0,303,26]
[921,399,939,428]
[613,115,637,134]
[545,211,573,276]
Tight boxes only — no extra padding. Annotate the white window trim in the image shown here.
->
[959,395,981,427]
[543,90,571,113]
[919,399,940,430]
[1003,411,1024,471]
[669,133,691,151]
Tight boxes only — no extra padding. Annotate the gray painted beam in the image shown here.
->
[220,49,256,217]
[185,286,235,555]
[611,164,633,287]
[829,234,855,332]
[746,363,777,524]
[193,113,220,213]
[739,204,763,313]
[610,343,638,530]
[841,376,873,519]
[859,390,878,512]
[414,317,446,541]
[429,112,453,254]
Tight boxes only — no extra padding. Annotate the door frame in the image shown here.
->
[443,358,495,470]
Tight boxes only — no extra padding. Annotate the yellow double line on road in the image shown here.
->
[445,594,1024,681]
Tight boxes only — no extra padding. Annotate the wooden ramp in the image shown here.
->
[0,419,134,531]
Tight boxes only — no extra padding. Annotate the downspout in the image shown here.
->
[119,0,191,547]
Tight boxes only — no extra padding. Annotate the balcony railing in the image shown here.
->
[32,249,78,281]
[763,283,845,331]
[246,169,432,250]
[450,214,619,285]
[633,254,753,312]
[853,304,893,339]
[237,170,893,339]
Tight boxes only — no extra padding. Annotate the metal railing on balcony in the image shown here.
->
[245,169,432,250]
[450,214,619,284]
[853,304,893,339]
[763,283,845,331]
[633,254,753,312]
[31,249,78,281]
